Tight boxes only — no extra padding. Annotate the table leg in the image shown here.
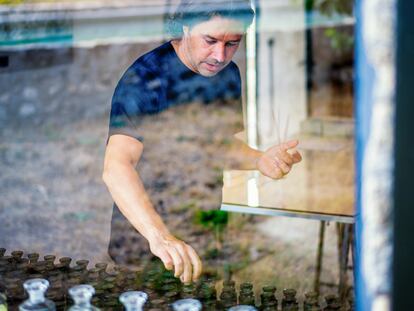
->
[314,220,326,295]
[339,223,352,301]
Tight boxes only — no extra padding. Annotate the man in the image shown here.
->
[103,0,302,284]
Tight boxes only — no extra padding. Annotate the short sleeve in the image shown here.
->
[108,63,162,142]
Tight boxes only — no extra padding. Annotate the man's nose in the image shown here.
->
[212,44,226,63]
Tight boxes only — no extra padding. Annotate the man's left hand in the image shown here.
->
[256,139,302,179]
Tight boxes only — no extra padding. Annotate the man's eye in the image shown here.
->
[205,39,216,45]
[226,42,239,47]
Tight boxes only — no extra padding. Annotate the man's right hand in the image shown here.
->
[148,233,202,284]
[103,135,202,284]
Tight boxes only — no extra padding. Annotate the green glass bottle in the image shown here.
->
[281,289,299,311]
[323,295,341,311]
[220,280,237,309]
[347,295,354,311]
[260,285,277,311]
[11,251,24,264]
[239,282,255,306]
[27,253,39,265]
[181,283,196,299]
[304,291,321,311]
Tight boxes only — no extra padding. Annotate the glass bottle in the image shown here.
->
[94,263,108,279]
[19,278,56,311]
[239,283,255,306]
[220,280,237,309]
[57,257,72,269]
[27,253,40,265]
[0,248,6,258]
[75,260,89,271]
[68,284,100,311]
[0,292,7,311]
[198,279,217,310]
[181,284,196,299]
[281,289,298,311]
[304,292,321,311]
[228,306,257,311]
[172,298,202,311]
[260,286,277,311]
[11,251,24,263]
[119,291,148,311]
[347,295,354,311]
[323,295,341,311]
[43,256,55,266]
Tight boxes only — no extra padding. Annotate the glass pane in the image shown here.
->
[0,0,355,309]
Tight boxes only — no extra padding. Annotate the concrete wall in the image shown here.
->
[256,0,307,148]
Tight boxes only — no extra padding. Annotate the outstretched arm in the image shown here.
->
[226,134,302,179]
[102,134,202,283]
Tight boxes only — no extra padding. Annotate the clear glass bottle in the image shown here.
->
[119,291,148,311]
[19,279,56,311]
[68,284,99,311]
[171,298,202,311]
[0,292,7,311]
[228,306,257,311]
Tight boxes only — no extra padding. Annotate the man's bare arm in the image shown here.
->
[102,134,202,283]
[226,133,302,179]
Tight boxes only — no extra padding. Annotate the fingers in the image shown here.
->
[280,139,299,151]
[276,149,294,166]
[164,241,202,284]
[274,157,290,175]
[158,248,174,271]
[185,244,202,281]
[168,246,184,278]
[176,243,192,284]
[290,149,302,163]
[150,236,202,284]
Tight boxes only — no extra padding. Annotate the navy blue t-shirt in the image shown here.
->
[108,41,242,142]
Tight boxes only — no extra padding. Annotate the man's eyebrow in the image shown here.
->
[203,35,218,41]
[203,35,242,43]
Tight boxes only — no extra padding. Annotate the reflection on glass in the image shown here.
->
[0,0,355,308]
[247,172,259,207]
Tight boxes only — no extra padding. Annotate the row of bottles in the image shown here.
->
[19,279,148,311]
[18,279,258,311]
[0,248,354,310]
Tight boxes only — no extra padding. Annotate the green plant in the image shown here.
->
[194,210,229,250]
[304,0,353,16]
[324,27,354,54]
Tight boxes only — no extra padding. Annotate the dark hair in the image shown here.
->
[166,0,255,38]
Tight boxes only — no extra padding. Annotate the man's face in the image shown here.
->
[182,16,244,77]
